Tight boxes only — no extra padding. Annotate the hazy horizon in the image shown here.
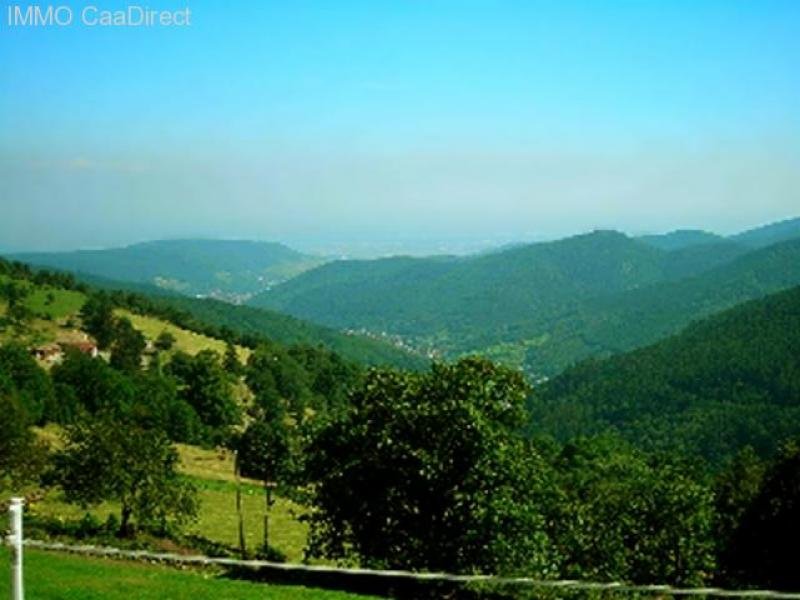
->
[3,214,797,260]
[2,1,798,253]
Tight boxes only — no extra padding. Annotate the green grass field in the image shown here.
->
[23,485,309,564]
[179,444,308,559]
[1,273,249,362]
[0,275,86,319]
[0,547,379,600]
[119,310,250,361]
[26,287,86,319]
[189,479,309,561]
[0,277,87,348]
[176,444,309,559]
[23,442,310,563]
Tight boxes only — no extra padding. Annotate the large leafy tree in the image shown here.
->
[0,383,47,492]
[236,418,292,550]
[246,343,313,419]
[287,345,360,412]
[52,349,204,442]
[109,317,147,372]
[0,342,54,423]
[51,349,135,416]
[304,357,557,576]
[713,446,766,584]
[237,419,292,486]
[722,441,800,590]
[549,436,716,586]
[131,372,203,444]
[55,411,198,537]
[79,293,116,349]
[167,350,240,435]
[244,343,355,480]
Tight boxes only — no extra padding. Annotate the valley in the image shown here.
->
[3,216,800,594]
[250,218,800,377]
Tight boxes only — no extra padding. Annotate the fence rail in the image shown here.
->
[4,537,800,599]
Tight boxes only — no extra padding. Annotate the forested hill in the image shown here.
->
[528,284,800,465]
[146,296,428,370]
[7,239,325,301]
[251,228,800,376]
[520,237,800,376]
[637,228,728,250]
[729,216,800,248]
[0,257,425,370]
[637,217,800,250]
[251,230,739,333]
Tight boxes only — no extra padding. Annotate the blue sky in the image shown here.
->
[1,0,798,252]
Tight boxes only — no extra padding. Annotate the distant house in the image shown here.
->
[60,340,99,358]
[30,336,100,366]
[31,344,63,364]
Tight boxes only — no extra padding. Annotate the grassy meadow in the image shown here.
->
[4,277,310,571]
[0,278,248,362]
[0,277,86,346]
[23,442,310,563]
[176,444,309,560]
[0,547,378,600]
[118,310,251,361]
[25,287,86,320]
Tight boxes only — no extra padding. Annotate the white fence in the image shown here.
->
[5,498,23,600]
[6,499,800,599]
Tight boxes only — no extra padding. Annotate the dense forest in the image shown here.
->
[8,239,325,299]
[252,227,800,377]
[528,284,800,466]
[519,236,800,376]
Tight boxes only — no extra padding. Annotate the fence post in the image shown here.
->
[7,497,24,600]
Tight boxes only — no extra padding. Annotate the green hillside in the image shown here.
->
[8,239,325,300]
[151,296,428,370]
[527,284,800,465]
[9,219,799,378]
[0,258,422,370]
[251,229,800,376]
[517,237,800,376]
[730,216,800,248]
[0,272,88,348]
[6,256,800,591]
[252,230,680,336]
[658,240,750,280]
[0,260,368,567]
[638,217,800,250]
[638,228,728,250]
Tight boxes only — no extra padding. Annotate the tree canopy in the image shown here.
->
[54,411,198,537]
[305,358,558,576]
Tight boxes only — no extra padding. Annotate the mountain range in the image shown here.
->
[8,239,325,301]
[251,217,800,376]
[6,216,799,378]
[527,283,800,465]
